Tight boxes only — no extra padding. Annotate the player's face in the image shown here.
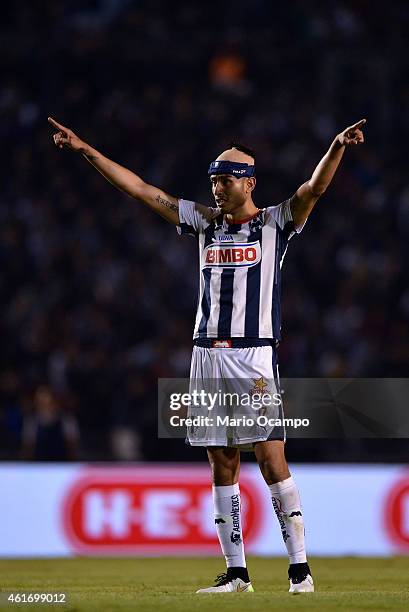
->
[210,174,248,212]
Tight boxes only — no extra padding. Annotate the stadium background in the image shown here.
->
[1,0,409,587]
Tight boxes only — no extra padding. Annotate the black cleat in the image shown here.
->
[288,562,314,593]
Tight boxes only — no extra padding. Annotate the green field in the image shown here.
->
[1,557,409,611]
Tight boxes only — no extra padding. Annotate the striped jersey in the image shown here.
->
[177,199,302,340]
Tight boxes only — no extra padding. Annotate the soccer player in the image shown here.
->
[48,115,366,593]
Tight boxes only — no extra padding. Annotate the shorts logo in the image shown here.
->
[203,241,261,268]
[250,377,269,396]
[249,377,271,417]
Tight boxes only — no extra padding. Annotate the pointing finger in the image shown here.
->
[351,118,366,130]
[48,117,67,132]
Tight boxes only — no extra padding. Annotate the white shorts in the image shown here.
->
[187,343,285,448]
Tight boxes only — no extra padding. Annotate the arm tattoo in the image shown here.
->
[155,194,178,212]
[79,147,98,162]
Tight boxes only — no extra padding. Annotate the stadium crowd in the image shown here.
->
[1,0,408,460]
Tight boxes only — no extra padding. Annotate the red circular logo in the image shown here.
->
[384,476,409,549]
[61,467,264,554]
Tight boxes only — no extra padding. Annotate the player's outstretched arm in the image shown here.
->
[290,119,366,228]
[48,117,180,225]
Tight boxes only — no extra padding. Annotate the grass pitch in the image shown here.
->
[1,557,409,611]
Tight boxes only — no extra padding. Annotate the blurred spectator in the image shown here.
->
[22,386,79,461]
[209,52,251,96]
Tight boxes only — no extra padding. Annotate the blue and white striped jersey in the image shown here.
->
[177,199,302,340]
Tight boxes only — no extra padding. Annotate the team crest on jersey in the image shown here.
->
[249,213,264,234]
[203,241,261,268]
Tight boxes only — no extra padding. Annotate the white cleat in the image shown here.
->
[289,574,314,594]
[196,574,254,593]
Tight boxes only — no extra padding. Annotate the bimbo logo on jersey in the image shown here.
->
[203,241,261,268]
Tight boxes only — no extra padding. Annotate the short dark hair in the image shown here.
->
[229,141,256,162]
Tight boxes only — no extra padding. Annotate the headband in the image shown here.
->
[208,160,255,178]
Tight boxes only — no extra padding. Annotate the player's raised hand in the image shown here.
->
[337,119,366,146]
[48,117,85,152]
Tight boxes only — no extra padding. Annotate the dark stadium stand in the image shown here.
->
[0,0,408,461]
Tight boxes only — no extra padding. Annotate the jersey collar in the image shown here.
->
[226,209,261,224]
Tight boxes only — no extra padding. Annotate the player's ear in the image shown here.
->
[247,177,256,193]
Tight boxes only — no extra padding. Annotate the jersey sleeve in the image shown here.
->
[265,198,306,239]
[176,199,219,237]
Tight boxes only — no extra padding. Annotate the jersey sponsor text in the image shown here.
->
[203,241,261,268]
